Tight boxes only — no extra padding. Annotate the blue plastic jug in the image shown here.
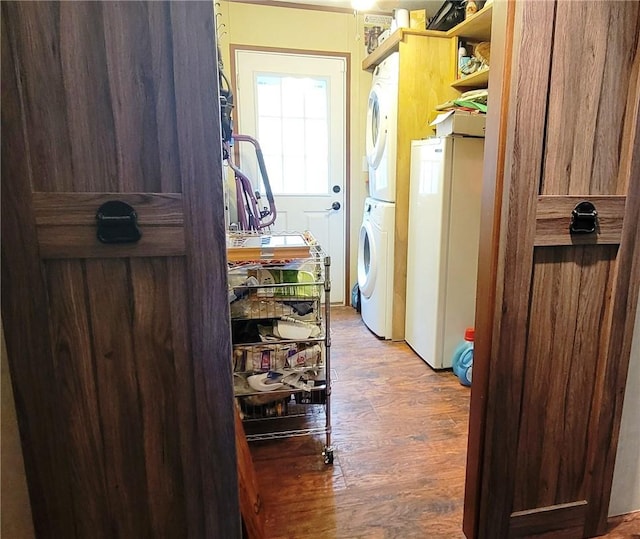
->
[457,347,473,386]
[452,327,474,386]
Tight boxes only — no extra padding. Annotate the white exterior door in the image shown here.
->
[235,49,346,302]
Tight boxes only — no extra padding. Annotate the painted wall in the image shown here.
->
[218,0,373,289]
[609,298,640,516]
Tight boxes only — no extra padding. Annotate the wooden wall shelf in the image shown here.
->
[446,3,493,41]
[451,68,490,89]
[362,4,492,72]
[362,28,448,71]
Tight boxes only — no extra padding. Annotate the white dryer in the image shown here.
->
[366,52,399,203]
[358,197,395,339]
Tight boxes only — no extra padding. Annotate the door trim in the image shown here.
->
[229,43,351,304]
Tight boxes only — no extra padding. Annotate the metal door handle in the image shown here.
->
[96,201,142,244]
[326,202,341,211]
[570,201,598,234]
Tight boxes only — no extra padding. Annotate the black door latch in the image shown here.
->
[570,201,598,235]
[96,201,142,244]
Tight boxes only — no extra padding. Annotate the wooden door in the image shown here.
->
[465,1,640,538]
[1,2,240,537]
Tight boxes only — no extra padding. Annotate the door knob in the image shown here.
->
[327,201,341,211]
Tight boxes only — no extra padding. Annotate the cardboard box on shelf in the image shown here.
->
[410,9,426,29]
[226,232,312,262]
[430,110,486,137]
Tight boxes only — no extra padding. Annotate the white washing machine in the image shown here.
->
[366,52,399,203]
[358,197,395,339]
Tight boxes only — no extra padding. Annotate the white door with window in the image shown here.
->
[235,50,346,302]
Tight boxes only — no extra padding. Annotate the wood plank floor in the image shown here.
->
[248,307,640,538]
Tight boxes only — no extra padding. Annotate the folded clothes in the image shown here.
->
[435,88,488,112]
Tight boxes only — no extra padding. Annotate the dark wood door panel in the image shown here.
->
[1,9,76,534]
[42,238,201,536]
[513,245,617,512]
[585,103,640,535]
[542,1,640,196]
[2,2,76,192]
[48,256,199,537]
[471,3,557,535]
[129,257,191,537]
[101,2,164,192]
[84,259,154,536]
[44,260,111,537]
[5,1,182,194]
[466,1,640,537]
[2,1,240,536]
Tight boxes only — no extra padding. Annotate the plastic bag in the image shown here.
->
[426,0,465,31]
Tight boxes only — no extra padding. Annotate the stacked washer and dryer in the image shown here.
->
[357,52,399,339]
[357,51,485,359]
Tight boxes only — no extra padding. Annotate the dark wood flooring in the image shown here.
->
[248,307,640,538]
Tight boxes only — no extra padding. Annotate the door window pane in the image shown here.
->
[255,74,330,195]
[256,76,282,116]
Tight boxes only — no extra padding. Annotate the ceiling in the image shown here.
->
[261,0,446,17]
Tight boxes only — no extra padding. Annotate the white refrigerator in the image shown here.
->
[405,136,485,369]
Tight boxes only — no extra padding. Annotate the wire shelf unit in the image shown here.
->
[228,232,334,464]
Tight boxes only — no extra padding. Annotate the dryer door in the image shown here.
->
[365,82,388,170]
[358,220,377,298]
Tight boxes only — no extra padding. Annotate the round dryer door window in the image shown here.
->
[358,221,377,298]
[365,84,388,170]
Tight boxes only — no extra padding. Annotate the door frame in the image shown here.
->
[464,1,640,537]
[230,44,351,304]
